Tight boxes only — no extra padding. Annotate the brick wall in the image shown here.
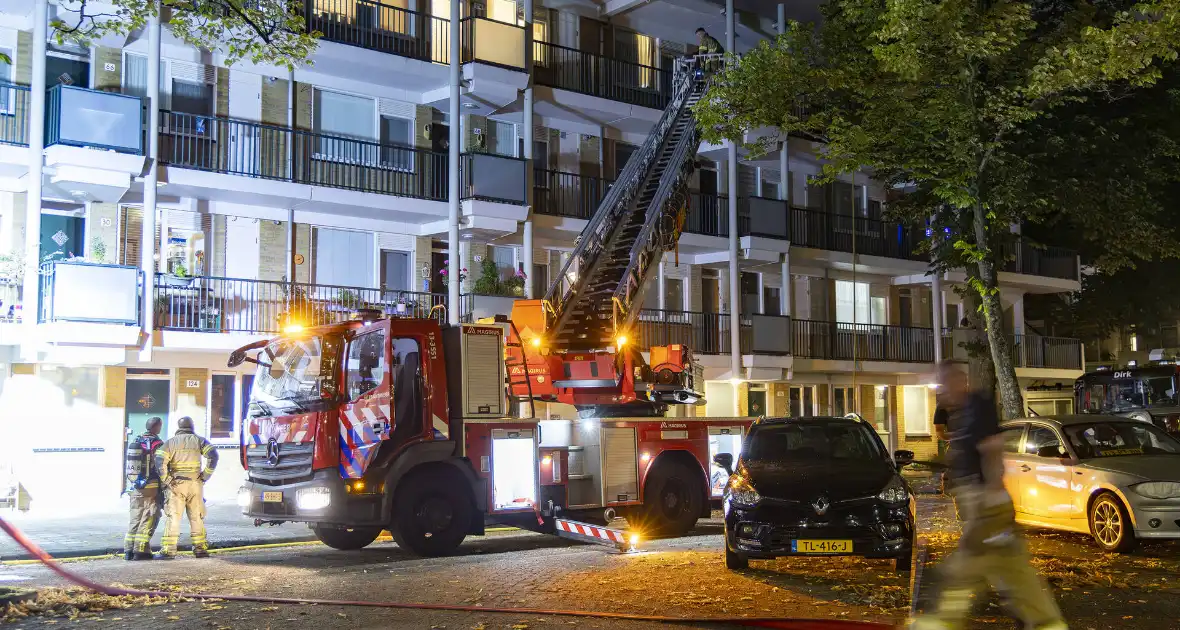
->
[294,82,313,129]
[94,46,122,92]
[895,386,939,461]
[15,31,30,85]
[294,224,312,283]
[260,77,288,124]
[216,68,230,117]
[258,220,288,282]
[175,368,208,431]
[464,115,488,152]
[580,135,601,177]
[89,203,119,263]
[100,367,126,409]
[413,236,432,293]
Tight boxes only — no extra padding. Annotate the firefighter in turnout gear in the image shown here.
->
[123,416,164,560]
[155,416,219,559]
[909,364,1067,630]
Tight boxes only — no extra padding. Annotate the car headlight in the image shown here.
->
[878,476,909,504]
[1132,481,1180,500]
[236,486,252,508]
[295,486,332,510]
[726,473,761,506]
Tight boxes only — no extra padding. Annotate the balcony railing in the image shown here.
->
[790,206,926,260]
[303,0,450,64]
[153,274,446,334]
[1013,334,1083,370]
[46,85,145,154]
[684,192,734,237]
[461,16,527,69]
[532,42,672,110]
[461,152,527,203]
[40,260,143,325]
[159,111,448,201]
[1001,242,1079,281]
[0,82,30,147]
[533,169,612,219]
[635,309,935,362]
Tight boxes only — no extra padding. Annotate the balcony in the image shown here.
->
[533,169,612,219]
[532,42,672,110]
[461,16,528,70]
[153,275,446,335]
[36,260,145,349]
[303,0,450,64]
[1013,334,1083,370]
[46,85,144,155]
[1001,242,1079,281]
[635,309,936,363]
[461,152,527,204]
[0,82,30,147]
[159,111,448,202]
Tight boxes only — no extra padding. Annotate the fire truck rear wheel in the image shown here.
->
[394,476,471,557]
[310,525,382,551]
[639,460,704,537]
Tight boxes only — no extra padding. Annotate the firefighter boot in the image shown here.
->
[153,551,176,560]
[124,551,134,561]
[192,546,210,559]
[133,551,154,561]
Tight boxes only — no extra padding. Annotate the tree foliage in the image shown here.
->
[54,0,318,69]
[694,0,1180,418]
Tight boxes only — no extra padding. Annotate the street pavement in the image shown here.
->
[3,497,1179,629]
[0,502,314,561]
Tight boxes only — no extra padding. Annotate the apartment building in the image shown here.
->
[0,0,1084,515]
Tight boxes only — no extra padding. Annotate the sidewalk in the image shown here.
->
[0,502,316,561]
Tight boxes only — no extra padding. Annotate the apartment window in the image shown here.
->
[789,386,815,417]
[763,287,781,316]
[902,386,931,435]
[315,228,374,288]
[209,373,236,440]
[314,89,377,162]
[379,115,414,171]
[486,120,516,157]
[740,272,760,314]
[172,79,213,116]
[1130,334,1139,352]
[759,178,779,199]
[665,278,684,311]
[489,245,516,282]
[121,53,167,102]
[833,386,856,416]
[532,263,549,299]
[835,280,885,326]
[643,278,660,310]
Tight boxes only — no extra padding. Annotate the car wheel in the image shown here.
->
[725,546,748,570]
[894,550,914,573]
[1089,492,1136,553]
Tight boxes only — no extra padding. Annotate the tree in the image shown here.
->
[694,0,1180,419]
[53,0,318,69]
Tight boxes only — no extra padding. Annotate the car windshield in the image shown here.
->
[1064,422,1180,459]
[250,335,339,416]
[744,422,883,461]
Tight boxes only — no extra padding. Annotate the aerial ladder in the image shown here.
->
[508,56,716,417]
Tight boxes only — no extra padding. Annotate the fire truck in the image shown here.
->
[232,57,753,556]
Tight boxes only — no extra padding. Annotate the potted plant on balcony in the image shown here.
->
[467,258,523,320]
[162,260,194,288]
[504,268,527,297]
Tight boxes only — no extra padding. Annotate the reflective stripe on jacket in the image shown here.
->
[156,430,219,485]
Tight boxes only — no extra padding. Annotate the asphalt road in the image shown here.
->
[2,498,1179,629]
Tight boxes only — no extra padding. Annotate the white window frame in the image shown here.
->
[312,87,381,166]
[378,114,416,173]
[207,371,245,445]
[902,385,932,436]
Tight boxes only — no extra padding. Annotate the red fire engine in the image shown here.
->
[232,57,750,555]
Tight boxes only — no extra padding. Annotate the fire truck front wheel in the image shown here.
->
[393,474,472,557]
[310,525,383,550]
[638,459,704,537]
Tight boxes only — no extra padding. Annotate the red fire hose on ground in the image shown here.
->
[0,516,892,630]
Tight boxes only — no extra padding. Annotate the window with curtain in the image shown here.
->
[380,115,414,171]
[490,245,516,282]
[835,280,872,325]
[903,386,931,435]
[486,120,516,157]
[314,89,377,163]
[122,54,166,102]
[665,278,684,311]
[172,79,213,116]
[314,228,375,288]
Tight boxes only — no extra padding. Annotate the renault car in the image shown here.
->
[716,415,916,571]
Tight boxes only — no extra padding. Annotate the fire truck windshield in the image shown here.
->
[248,334,341,417]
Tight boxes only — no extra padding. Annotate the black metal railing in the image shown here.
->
[159,111,448,201]
[683,192,733,237]
[461,152,527,203]
[790,206,926,260]
[1001,242,1079,281]
[0,82,30,147]
[46,84,145,154]
[532,41,672,110]
[533,169,613,219]
[635,309,731,355]
[460,16,527,69]
[792,319,936,363]
[303,0,450,64]
[1013,334,1083,370]
[152,274,447,334]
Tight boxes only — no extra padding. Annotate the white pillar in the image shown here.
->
[657,258,666,311]
[726,0,740,378]
[931,273,943,363]
[21,0,47,357]
[447,0,461,325]
[1012,292,1025,337]
[286,208,295,283]
[780,254,791,317]
[522,0,535,298]
[138,4,162,361]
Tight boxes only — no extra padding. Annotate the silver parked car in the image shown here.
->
[999,415,1180,552]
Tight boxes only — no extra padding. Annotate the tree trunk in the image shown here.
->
[970,201,1024,420]
[960,284,997,395]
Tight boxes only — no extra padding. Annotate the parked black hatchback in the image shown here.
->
[716,415,916,572]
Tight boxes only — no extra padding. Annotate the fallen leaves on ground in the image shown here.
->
[1,587,181,623]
